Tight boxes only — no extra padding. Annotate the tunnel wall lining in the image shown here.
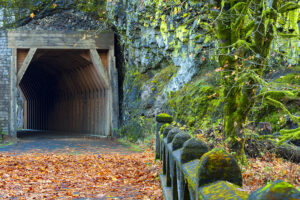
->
[8,30,118,137]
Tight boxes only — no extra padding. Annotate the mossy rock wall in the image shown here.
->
[107,0,299,141]
[106,0,218,133]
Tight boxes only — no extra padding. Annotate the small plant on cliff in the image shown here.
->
[210,0,300,162]
[76,0,107,19]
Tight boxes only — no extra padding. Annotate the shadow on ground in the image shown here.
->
[0,131,133,155]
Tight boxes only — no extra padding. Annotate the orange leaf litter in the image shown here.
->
[0,151,298,199]
[0,151,163,200]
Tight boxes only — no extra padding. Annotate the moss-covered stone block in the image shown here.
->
[182,159,199,192]
[156,113,173,123]
[167,127,181,143]
[198,181,249,200]
[181,138,209,163]
[198,149,242,187]
[163,125,174,138]
[247,180,300,200]
[160,123,170,134]
[171,131,191,150]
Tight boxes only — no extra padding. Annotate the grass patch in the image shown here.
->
[118,138,143,152]
[118,133,156,152]
[0,142,14,148]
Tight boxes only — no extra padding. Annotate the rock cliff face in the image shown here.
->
[108,0,216,89]
[107,0,299,141]
[107,0,218,132]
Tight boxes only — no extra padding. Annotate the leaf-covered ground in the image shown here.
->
[0,151,163,200]
[0,148,299,199]
[242,153,300,192]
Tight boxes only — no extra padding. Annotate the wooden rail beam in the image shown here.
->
[17,48,37,84]
[8,31,114,50]
[89,49,109,88]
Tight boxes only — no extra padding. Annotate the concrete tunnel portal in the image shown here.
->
[8,31,119,137]
[20,49,109,134]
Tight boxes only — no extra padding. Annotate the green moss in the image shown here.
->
[176,24,190,43]
[156,113,173,123]
[120,64,156,141]
[166,127,181,143]
[181,138,209,163]
[199,181,249,200]
[160,20,168,43]
[163,125,174,138]
[253,106,284,131]
[171,131,191,150]
[160,123,170,133]
[150,64,178,94]
[257,90,296,100]
[167,74,223,132]
[160,134,163,140]
[197,148,243,187]
[279,127,300,144]
[182,159,199,191]
[270,181,295,193]
[265,97,300,123]
[253,81,300,131]
[248,180,300,200]
[275,73,300,85]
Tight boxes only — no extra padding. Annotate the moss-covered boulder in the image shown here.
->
[156,113,173,123]
[181,138,209,163]
[163,125,174,138]
[171,131,191,151]
[197,149,242,187]
[167,127,181,143]
[247,180,300,200]
[198,181,249,200]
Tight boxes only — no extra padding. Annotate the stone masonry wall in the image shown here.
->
[0,30,11,134]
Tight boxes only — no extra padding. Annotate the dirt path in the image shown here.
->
[0,132,133,155]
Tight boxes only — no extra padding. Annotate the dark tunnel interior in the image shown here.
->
[18,49,109,135]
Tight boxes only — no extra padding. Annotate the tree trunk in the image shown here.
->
[215,0,280,162]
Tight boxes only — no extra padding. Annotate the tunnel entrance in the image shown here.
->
[20,49,109,134]
[8,31,119,137]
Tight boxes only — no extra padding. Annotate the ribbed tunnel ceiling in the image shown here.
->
[19,49,109,135]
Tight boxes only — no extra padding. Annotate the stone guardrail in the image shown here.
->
[155,113,300,200]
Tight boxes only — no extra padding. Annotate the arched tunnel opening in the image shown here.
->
[18,49,110,136]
